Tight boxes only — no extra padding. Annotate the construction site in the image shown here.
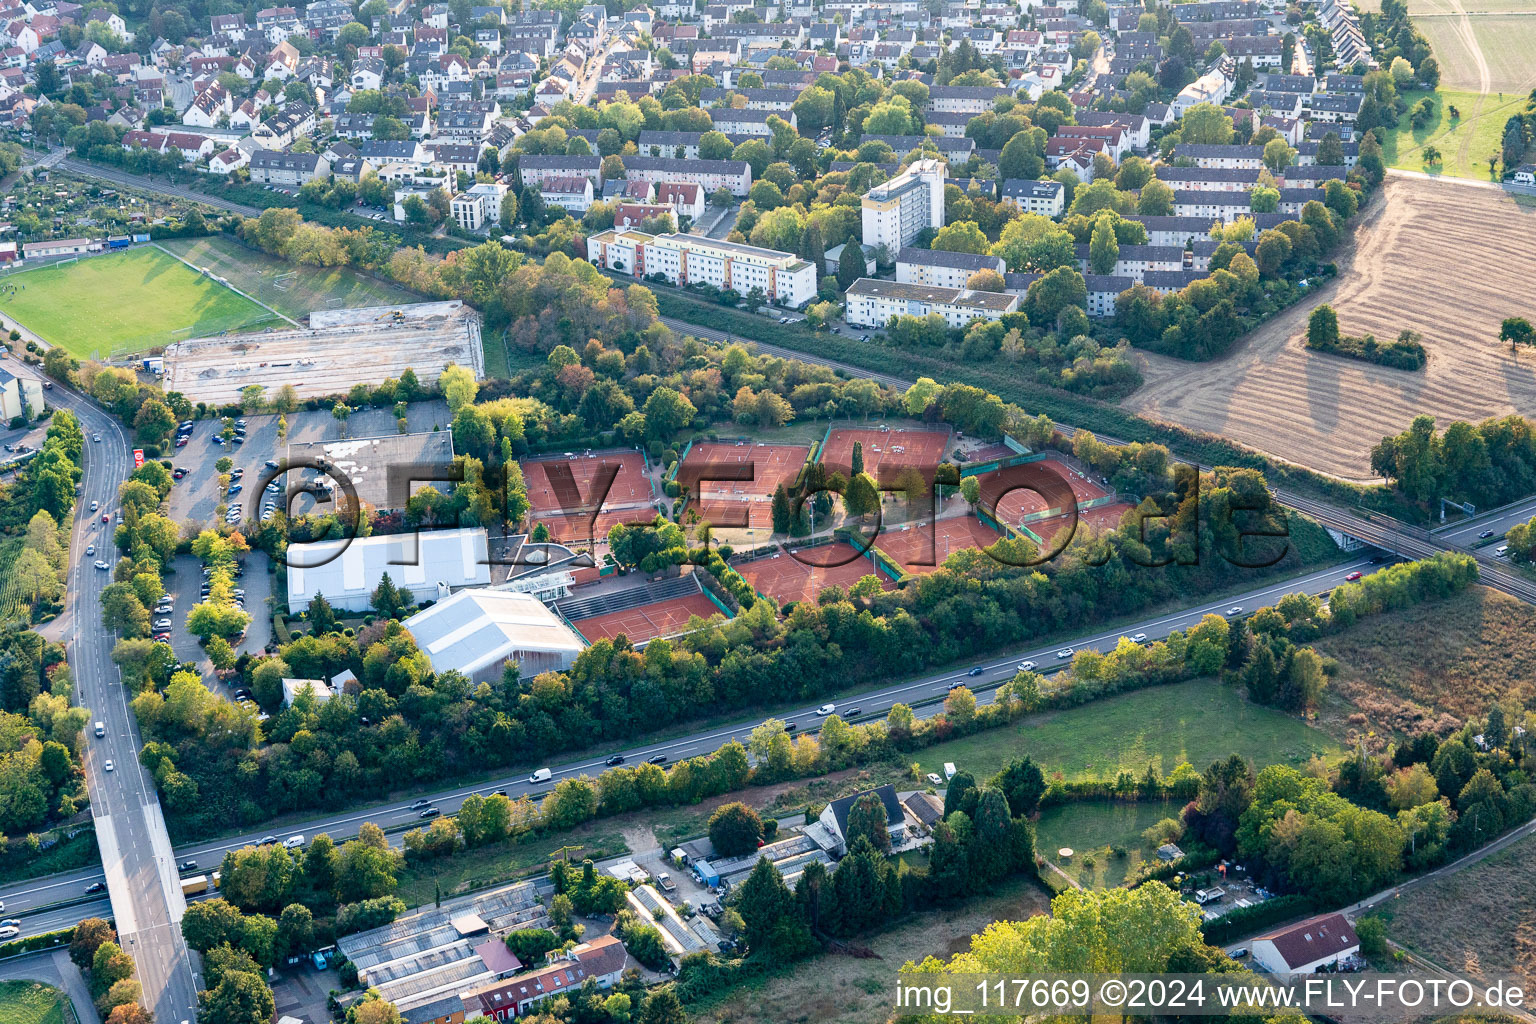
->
[162,300,483,406]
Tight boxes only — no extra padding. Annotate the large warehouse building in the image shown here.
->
[287,527,492,612]
[163,300,483,406]
[403,589,586,682]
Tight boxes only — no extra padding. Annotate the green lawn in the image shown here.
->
[1377,89,1524,182]
[0,981,68,1024]
[395,826,627,906]
[161,235,422,320]
[1034,800,1185,889]
[909,678,1342,785]
[0,247,282,358]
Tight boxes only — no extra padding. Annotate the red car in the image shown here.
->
[101,513,110,524]
[1344,571,1363,582]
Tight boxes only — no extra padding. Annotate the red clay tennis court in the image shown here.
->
[979,454,1111,523]
[736,542,893,604]
[874,516,1004,574]
[676,441,810,529]
[522,449,653,515]
[534,507,661,546]
[1030,501,1135,546]
[570,592,725,644]
[820,426,952,481]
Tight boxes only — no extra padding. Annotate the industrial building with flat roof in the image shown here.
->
[403,588,587,682]
[163,300,483,406]
[286,527,492,613]
[285,430,457,513]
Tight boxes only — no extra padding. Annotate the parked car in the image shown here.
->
[926,773,944,785]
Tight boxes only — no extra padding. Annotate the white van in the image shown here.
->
[283,835,305,850]
[528,768,552,784]
[95,721,106,737]
[943,762,957,780]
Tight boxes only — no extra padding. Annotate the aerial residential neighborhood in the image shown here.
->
[0,0,1532,1022]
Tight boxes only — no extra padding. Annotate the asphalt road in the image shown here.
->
[3,551,1380,935]
[26,366,202,1024]
[1433,495,1536,545]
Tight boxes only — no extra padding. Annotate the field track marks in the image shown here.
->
[1122,177,1536,480]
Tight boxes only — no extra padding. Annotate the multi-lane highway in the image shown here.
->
[24,365,201,1024]
[5,550,1382,935]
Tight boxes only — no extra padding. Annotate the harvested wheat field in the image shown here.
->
[1124,175,1536,480]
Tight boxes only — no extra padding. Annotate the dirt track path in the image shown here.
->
[1122,176,1536,480]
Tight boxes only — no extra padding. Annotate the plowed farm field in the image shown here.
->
[1123,176,1536,480]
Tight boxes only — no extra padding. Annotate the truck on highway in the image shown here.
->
[181,875,211,896]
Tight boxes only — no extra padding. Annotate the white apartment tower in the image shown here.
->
[861,158,946,253]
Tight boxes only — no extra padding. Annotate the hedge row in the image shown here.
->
[0,927,75,960]
[1200,894,1318,945]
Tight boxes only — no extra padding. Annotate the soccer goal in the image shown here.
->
[271,271,298,291]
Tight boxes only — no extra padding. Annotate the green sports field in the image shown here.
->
[0,247,284,359]
[160,235,422,320]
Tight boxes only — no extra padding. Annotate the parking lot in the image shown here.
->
[165,399,452,528]
[0,416,52,469]
[162,550,274,682]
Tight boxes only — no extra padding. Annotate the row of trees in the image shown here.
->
[1370,413,1536,508]
[0,413,90,842]
[69,919,151,1024]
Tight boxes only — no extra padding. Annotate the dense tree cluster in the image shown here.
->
[1114,197,1354,360]
[1305,304,1427,371]
[1370,414,1536,508]
[729,786,1034,961]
